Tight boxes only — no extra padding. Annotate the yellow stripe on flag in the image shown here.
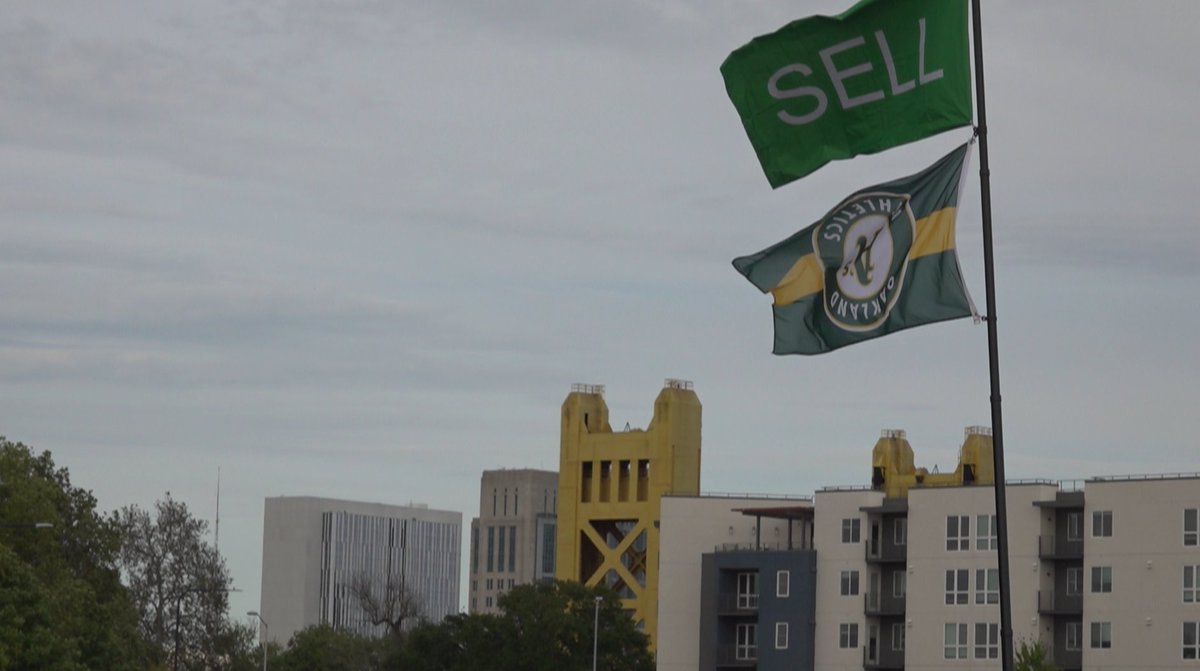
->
[770,254,823,306]
[771,206,958,306]
[911,206,957,259]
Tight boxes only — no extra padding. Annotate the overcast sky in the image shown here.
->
[3,0,1197,619]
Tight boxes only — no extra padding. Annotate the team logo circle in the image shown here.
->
[813,193,914,332]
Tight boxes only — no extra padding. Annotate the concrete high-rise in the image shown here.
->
[468,468,559,614]
[258,496,461,644]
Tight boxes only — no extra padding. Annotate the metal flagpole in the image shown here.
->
[970,1,1014,670]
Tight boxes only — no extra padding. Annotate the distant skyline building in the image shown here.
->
[258,496,461,644]
[556,379,702,651]
[468,468,558,614]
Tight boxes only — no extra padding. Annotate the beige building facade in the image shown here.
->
[467,468,558,614]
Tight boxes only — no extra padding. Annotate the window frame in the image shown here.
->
[775,622,789,650]
[944,622,967,660]
[841,569,860,597]
[839,622,859,649]
[737,572,759,609]
[946,515,970,552]
[1067,511,1083,541]
[976,514,998,550]
[1185,621,1199,660]
[945,568,969,605]
[777,570,790,598]
[1092,510,1113,538]
[1187,565,1199,604]
[891,622,905,652]
[1186,508,1198,547]
[974,622,999,660]
[736,622,757,660]
[1090,621,1112,649]
[893,571,906,599]
[1065,622,1082,651]
[1091,565,1113,594]
[975,568,999,604]
[842,517,861,544]
[894,518,907,546]
[1066,567,1082,596]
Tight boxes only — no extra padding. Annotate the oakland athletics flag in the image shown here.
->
[721,0,971,188]
[733,143,976,355]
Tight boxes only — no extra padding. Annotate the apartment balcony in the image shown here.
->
[1037,534,1083,560]
[1050,646,1081,671]
[1037,589,1082,615]
[717,592,759,616]
[864,590,906,617]
[715,644,757,668]
[864,541,906,564]
[863,644,904,670]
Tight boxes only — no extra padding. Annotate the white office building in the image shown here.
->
[259,496,461,644]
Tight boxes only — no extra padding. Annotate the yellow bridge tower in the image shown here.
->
[555,380,701,651]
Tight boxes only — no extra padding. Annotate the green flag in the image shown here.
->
[733,142,976,355]
[721,0,972,188]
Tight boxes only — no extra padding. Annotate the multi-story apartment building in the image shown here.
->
[556,379,702,651]
[259,496,461,644]
[468,468,558,614]
[679,428,1200,671]
[657,494,815,671]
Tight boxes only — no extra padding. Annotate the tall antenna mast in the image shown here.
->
[215,466,221,552]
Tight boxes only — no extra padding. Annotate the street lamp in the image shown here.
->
[592,596,602,671]
[247,611,268,671]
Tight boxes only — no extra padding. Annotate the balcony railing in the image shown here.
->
[865,541,907,564]
[864,591,906,617]
[1037,589,1083,615]
[717,592,758,615]
[863,644,905,670]
[1038,534,1083,559]
[715,644,757,667]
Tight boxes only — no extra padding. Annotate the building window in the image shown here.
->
[1186,622,1200,660]
[486,578,493,590]
[975,568,999,604]
[946,515,969,551]
[736,623,757,660]
[777,570,790,598]
[1066,622,1082,651]
[485,596,492,608]
[894,518,907,546]
[945,569,968,605]
[497,526,506,573]
[893,571,906,599]
[974,622,999,659]
[1066,567,1082,596]
[1187,509,1198,546]
[471,527,479,573]
[842,518,861,543]
[1187,566,1200,603]
[891,622,905,651]
[737,572,759,609]
[1091,566,1113,593]
[486,527,495,572]
[976,514,997,550]
[775,622,789,649]
[944,623,967,659]
[1092,510,1113,537]
[508,526,517,572]
[1090,621,1112,649]
[841,570,860,596]
[1067,511,1083,541]
[839,623,859,649]
[541,523,556,574]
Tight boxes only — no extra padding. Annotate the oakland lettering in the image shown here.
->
[829,276,896,322]
[767,18,943,126]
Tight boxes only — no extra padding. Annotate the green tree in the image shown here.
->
[1015,638,1060,671]
[273,624,381,671]
[0,437,149,670]
[116,493,244,670]
[399,581,653,671]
